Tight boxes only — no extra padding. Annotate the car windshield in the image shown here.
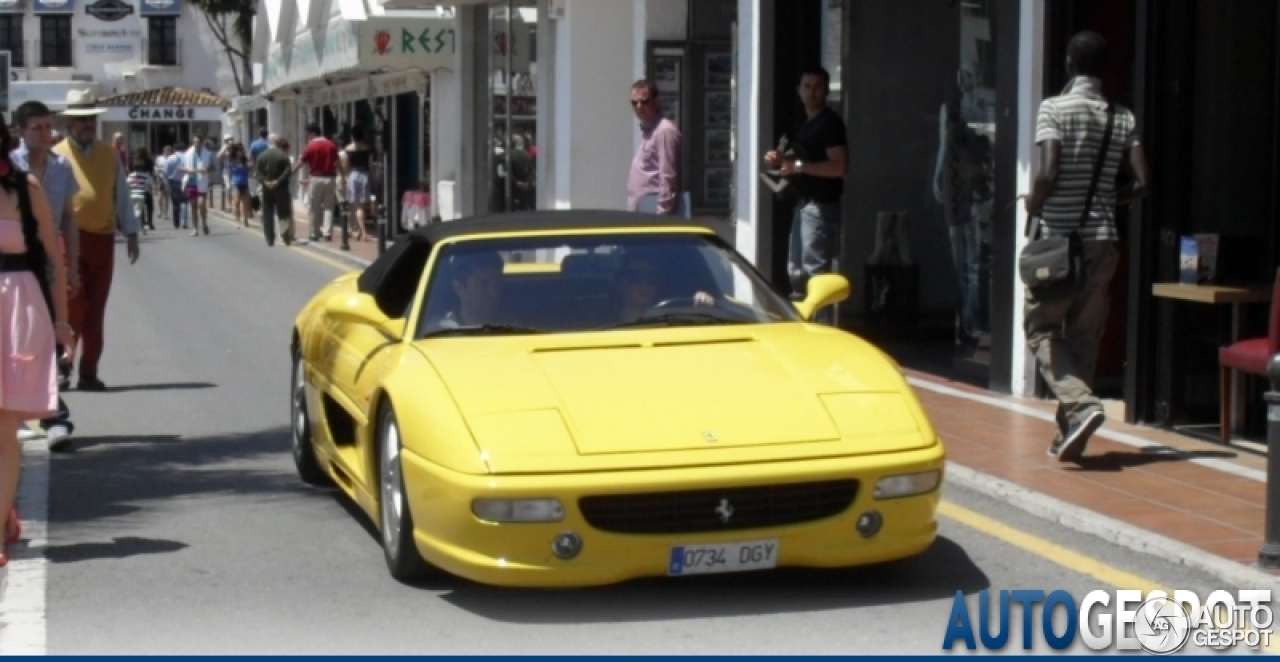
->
[416,233,800,337]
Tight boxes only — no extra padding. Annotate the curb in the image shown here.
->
[207,209,379,270]
[945,461,1280,591]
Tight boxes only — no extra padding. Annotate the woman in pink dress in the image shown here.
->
[0,121,74,566]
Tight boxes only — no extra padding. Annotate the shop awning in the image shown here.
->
[96,87,230,123]
[263,14,455,93]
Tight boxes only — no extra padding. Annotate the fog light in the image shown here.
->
[855,510,883,538]
[471,498,565,523]
[874,470,941,500]
[551,531,583,559]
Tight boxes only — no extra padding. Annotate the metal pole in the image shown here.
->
[339,200,350,251]
[1260,354,1280,569]
[374,194,386,256]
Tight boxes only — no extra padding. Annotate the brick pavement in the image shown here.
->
[209,199,1278,580]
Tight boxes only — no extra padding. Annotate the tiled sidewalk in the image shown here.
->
[208,199,386,265]
[212,198,1276,577]
[907,369,1274,573]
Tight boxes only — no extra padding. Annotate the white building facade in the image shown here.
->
[243,0,456,224]
[1,0,236,151]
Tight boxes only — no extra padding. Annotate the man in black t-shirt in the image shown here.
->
[764,67,848,324]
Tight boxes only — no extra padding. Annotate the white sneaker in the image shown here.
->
[47,424,73,452]
[17,426,42,441]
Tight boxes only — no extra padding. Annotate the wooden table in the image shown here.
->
[1151,282,1272,437]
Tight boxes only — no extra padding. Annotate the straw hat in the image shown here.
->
[61,89,107,117]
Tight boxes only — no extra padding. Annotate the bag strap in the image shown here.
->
[1079,102,1116,229]
[13,178,53,319]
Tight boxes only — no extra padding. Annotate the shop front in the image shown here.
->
[98,87,229,156]
[736,0,1022,391]
[1046,0,1280,442]
[259,9,454,233]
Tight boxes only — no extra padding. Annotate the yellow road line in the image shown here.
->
[940,500,1278,652]
[939,501,1162,591]
[215,214,358,273]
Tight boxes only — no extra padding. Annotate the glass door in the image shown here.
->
[487,0,538,213]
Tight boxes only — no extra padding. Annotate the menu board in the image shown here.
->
[701,49,733,208]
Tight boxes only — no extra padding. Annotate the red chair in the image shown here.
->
[1218,267,1280,442]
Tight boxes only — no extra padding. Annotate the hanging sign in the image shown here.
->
[85,0,133,21]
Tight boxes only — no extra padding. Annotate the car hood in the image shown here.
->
[415,324,932,473]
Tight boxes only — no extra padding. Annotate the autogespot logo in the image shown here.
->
[1133,596,1191,655]
[942,589,1273,653]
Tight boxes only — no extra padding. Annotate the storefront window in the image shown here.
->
[845,0,1002,370]
[487,0,538,213]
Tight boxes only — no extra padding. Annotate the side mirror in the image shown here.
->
[325,293,405,339]
[794,274,850,321]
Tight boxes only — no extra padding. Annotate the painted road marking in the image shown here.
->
[214,214,360,274]
[0,436,50,655]
[940,500,1278,654]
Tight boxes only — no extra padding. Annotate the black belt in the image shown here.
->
[0,253,33,273]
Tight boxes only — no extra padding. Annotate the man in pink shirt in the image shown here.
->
[626,79,682,215]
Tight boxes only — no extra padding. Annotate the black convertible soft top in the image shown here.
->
[355,210,718,317]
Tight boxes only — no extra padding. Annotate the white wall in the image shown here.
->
[12,5,228,97]
[431,68,462,220]
[548,0,639,210]
[1010,1,1046,397]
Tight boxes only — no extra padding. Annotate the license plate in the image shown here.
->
[668,539,779,576]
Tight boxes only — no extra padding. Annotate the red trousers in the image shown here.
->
[68,231,115,379]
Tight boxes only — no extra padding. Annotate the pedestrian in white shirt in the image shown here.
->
[181,135,214,236]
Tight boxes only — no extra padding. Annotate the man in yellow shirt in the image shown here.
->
[53,90,140,391]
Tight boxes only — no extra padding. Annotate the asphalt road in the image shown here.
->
[2,220,1253,654]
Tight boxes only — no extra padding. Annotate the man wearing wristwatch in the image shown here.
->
[764,67,848,324]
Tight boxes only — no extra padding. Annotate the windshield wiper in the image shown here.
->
[423,323,545,338]
[603,312,745,330]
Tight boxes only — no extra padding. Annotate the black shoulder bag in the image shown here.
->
[1018,103,1115,304]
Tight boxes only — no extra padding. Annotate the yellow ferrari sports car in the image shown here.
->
[291,211,945,587]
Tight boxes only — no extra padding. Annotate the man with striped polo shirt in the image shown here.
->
[1024,31,1150,463]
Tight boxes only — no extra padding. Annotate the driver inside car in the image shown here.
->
[611,254,715,324]
[435,251,506,329]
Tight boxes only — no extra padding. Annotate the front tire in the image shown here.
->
[291,349,330,486]
[378,404,433,582]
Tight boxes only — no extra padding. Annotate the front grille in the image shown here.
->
[579,479,859,534]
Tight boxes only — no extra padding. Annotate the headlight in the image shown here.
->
[874,470,941,499]
[472,498,566,523]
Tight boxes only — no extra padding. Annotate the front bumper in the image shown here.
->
[400,443,945,587]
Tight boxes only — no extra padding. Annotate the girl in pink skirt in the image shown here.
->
[0,121,74,566]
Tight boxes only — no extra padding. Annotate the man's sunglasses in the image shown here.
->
[630,98,652,108]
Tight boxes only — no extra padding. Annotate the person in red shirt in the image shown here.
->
[291,124,340,241]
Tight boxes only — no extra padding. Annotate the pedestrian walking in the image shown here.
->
[52,89,141,392]
[626,79,682,215]
[1023,31,1150,462]
[254,136,295,247]
[10,100,80,451]
[153,145,172,223]
[0,119,77,562]
[339,127,373,242]
[162,144,187,229]
[763,66,848,324]
[128,149,157,234]
[181,135,214,236]
[292,124,339,242]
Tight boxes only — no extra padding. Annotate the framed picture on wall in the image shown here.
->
[705,129,731,160]
[705,167,731,204]
[647,43,686,128]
